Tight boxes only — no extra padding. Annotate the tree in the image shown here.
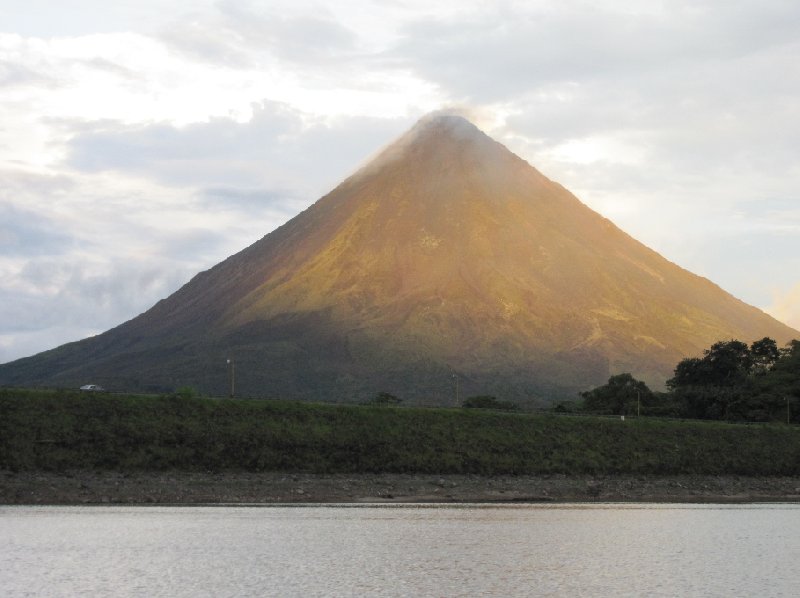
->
[703,340,752,386]
[673,385,743,420]
[667,357,706,389]
[580,373,653,416]
[668,340,753,389]
[763,340,800,399]
[666,337,799,422]
[750,337,781,375]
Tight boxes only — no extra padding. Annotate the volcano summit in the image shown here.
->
[2,114,796,404]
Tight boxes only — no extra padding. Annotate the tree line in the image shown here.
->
[575,337,800,423]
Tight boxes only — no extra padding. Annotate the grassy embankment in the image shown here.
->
[2,388,800,476]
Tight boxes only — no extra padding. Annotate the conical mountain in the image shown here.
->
[1,114,796,404]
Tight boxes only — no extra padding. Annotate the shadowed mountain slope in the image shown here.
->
[2,114,796,404]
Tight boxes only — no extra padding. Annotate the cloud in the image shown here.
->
[64,102,412,196]
[157,18,253,68]
[0,163,289,363]
[767,282,800,332]
[385,1,800,193]
[0,258,196,364]
[199,187,304,215]
[159,2,358,68]
[0,204,77,257]
[0,59,56,88]
[0,168,76,195]
[0,326,99,366]
[390,1,800,102]
[217,2,357,64]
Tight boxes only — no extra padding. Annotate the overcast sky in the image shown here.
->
[2,0,800,363]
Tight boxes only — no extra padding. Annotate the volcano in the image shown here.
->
[2,114,796,404]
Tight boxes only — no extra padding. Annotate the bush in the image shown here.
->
[366,392,402,406]
[462,395,519,411]
[580,373,652,416]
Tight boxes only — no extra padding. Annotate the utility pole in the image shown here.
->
[227,358,235,398]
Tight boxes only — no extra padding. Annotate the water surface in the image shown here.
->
[2,503,799,597]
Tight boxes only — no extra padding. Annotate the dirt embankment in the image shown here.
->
[3,471,800,505]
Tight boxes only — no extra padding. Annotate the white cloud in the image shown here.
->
[0,258,195,364]
[768,283,800,333]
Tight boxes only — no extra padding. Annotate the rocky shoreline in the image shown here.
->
[3,471,800,505]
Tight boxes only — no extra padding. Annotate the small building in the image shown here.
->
[79,384,104,391]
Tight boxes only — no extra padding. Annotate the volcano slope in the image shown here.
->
[1,115,796,405]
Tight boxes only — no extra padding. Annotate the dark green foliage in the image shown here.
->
[462,395,519,411]
[366,392,402,406]
[673,386,745,420]
[535,336,798,424]
[751,337,781,375]
[3,388,800,476]
[580,373,653,416]
[765,340,800,397]
[659,338,800,422]
[668,340,752,389]
[667,357,707,389]
[669,338,786,391]
[704,340,753,385]
[175,386,200,400]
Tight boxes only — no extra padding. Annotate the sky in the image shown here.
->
[2,0,800,364]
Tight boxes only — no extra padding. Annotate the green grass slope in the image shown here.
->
[2,389,800,475]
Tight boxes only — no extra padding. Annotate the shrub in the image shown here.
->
[462,395,519,411]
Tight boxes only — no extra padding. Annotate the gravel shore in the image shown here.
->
[3,471,800,505]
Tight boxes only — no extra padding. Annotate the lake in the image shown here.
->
[2,503,799,597]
